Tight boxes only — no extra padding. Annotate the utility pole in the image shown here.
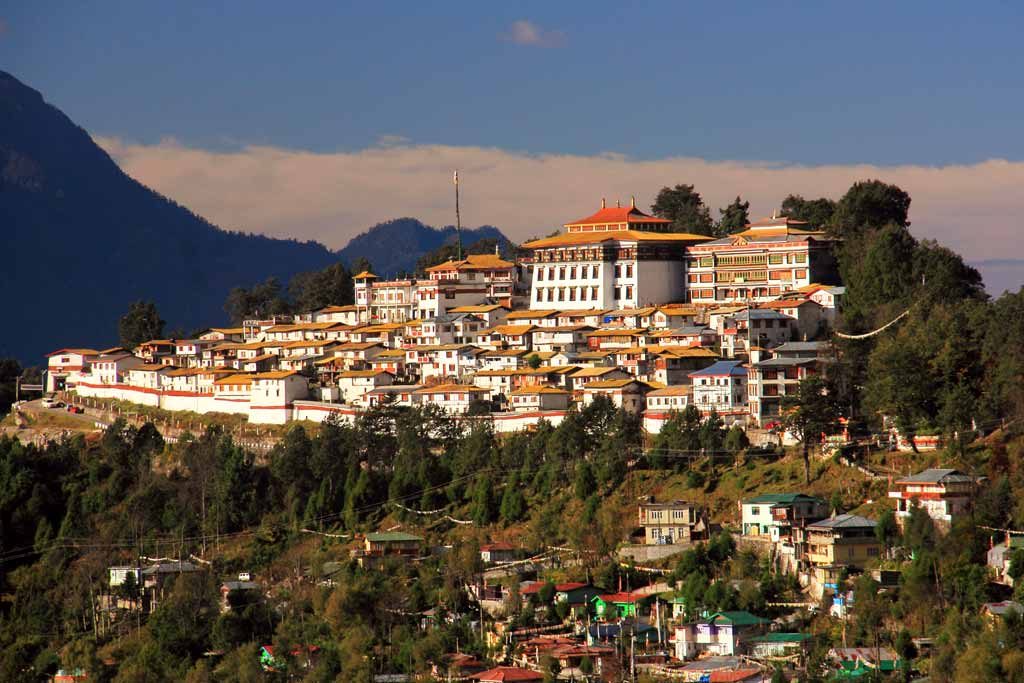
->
[454,170,462,261]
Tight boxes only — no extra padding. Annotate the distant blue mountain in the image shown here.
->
[0,70,510,364]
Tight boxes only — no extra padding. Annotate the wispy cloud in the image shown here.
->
[503,19,566,48]
[95,135,1024,292]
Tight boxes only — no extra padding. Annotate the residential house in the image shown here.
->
[581,378,648,413]
[741,493,829,542]
[480,542,521,564]
[674,611,770,659]
[805,514,881,568]
[469,667,543,682]
[509,385,571,412]
[567,366,632,393]
[361,384,424,408]
[887,468,976,528]
[591,591,651,620]
[690,361,748,420]
[335,370,394,403]
[748,632,813,659]
[412,384,490,414]
[352,532,423,568]
[46,347,101,392]
[638,498,707,545]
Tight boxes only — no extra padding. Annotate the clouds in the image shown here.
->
[96,135,1024,291]
[503,19,566,48]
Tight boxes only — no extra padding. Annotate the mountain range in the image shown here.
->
[0,71,508,364]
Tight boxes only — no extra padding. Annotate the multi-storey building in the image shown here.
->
[805,514,880,568]
[690,360,748,418]
[747,342,830,426]
[887,468,976,528]
[523,199,708,310]
[685,216,839,305]
[637,498,707,545]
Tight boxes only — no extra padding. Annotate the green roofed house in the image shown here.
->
[674,610,771,660]
[748,632,813,658]
[352,532,423,568]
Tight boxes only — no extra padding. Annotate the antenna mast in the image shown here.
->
[454,170,462,260]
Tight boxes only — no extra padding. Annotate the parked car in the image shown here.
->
[41,396,62,409]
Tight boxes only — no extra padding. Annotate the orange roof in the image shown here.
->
[353,270,378,279]
[522,229,708,249]
[425,253,514,272]
[564,202,671,228]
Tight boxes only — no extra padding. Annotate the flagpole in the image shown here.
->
[454,169,462,261]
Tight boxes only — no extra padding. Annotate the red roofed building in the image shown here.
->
[470,666,544,682]
[480,542,521,564]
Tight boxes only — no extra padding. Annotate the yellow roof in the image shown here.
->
[353,270,378,279]
[585,328,646,338]
[511,385,570,396]
[571,367,624,377]
[505,309,558,320]
[487,324,535,336]
[319,304,359,313]
[647,385,691,396]
[450,304,507,313]
[214,373,253,386]
[424,253,514,272]
[253,370,299,380]
[375,349,408,358]
[338,370,392,378]
[210,327,245,334]
[413,383,487,394]
[522,230,709,249]
[354,323,403,333]
[584,378,642,390]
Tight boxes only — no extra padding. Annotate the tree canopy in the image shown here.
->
[650,184,715,235]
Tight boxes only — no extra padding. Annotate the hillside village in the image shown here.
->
[45,206,852,443]
[13,189,1024,683]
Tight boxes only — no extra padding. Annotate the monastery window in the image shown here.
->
[559,267,566,280]
[591,286,599,300]
[626,286,633,300]
[569,266,577,279]
[536,267,544,281]
[769,254,784,265]
[795,269,807,279]
[569,288,576,302]
[688,274,698,283]
[535,288,542,301]
[699,256,714,268]
[615,265,622,278]
[626,264,633,278]
[795,253,807,264]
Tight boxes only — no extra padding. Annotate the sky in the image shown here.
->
[3,2,1023,292]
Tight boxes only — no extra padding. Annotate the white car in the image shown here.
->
[41,396,61,409]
